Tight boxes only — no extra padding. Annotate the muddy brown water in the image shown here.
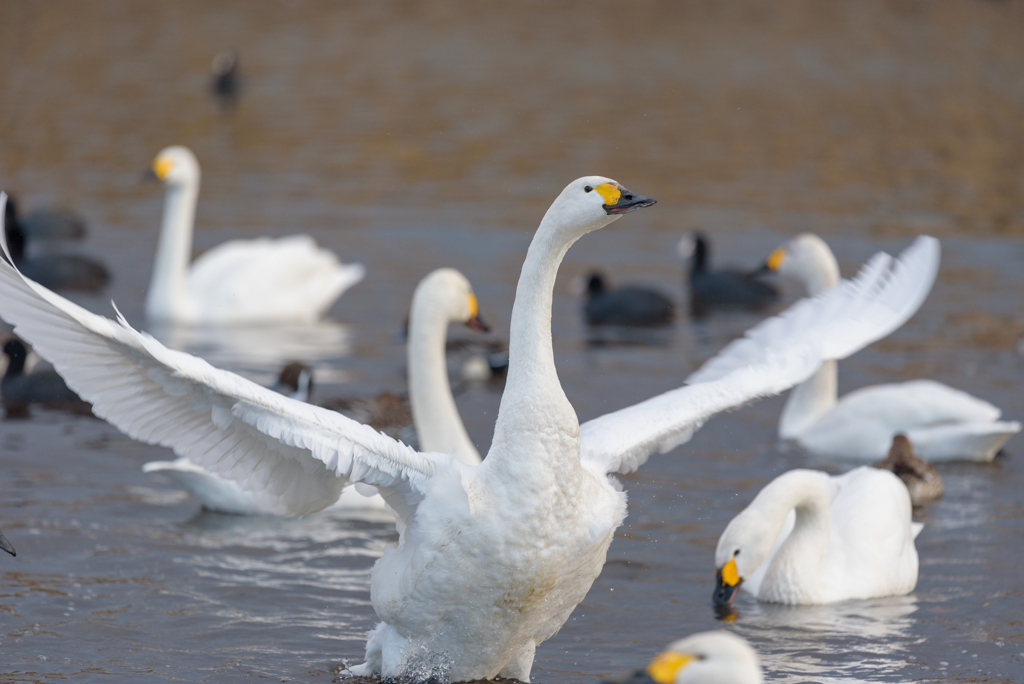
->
[2,2,1024,682]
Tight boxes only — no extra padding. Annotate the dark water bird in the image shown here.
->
[679,232,778,317]
[211,49,240,103]
[583,271,675,327]
[601,631,762,684]
[4,198,109,292]
[0,530,14,557]
[272,361,314,402]
[874,434,944,507]
[2,339,92,417]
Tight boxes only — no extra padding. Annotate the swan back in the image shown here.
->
[647,631,762,684]
[767,233,840,296]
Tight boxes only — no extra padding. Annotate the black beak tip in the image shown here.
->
[466,316,491,333]
[142,169,158,182]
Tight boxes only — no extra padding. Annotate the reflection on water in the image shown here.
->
[148,319,353,384]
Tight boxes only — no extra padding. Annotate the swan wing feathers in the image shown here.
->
[580,236,939,475]
[0,197,435,519]
[688,236,940,384]
[188,236,365,323]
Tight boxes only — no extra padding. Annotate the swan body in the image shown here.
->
[145,146,364,325]
[142,268,485,515]
[765,233,1019,462]
[713,467,920,606]
[610,631,762,684]
[0,189,938,681]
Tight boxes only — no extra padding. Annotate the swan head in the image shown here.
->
[763,233,839,296]
[150,146,201,187]
[637,631,762,684]
[712,505,779,607]
[542,177,656,241]
[414,268,489,332]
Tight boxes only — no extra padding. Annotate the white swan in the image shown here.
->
[713,466,921,607]
[0,188,938,681]
[620,631,762,684]
[144,146,365,325]
[142,268,485,515]
[761,233,1019,461]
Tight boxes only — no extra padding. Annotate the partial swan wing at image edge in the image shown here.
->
[0,192,442,521]
[580,236,940,475]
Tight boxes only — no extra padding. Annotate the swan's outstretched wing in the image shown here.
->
[0,194,438,520]
[581,236,940,475]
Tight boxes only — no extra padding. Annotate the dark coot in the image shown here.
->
[4,199,110,292]
[211,49,240,103]
[682,232,778,317]
[2,339,92,417]
[584,272,676,327]
[874,434,944,507]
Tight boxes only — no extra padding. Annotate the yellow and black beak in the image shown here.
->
[644,649,695,684]
[757,247,786,275]
[0,530,15,557]
[144,156,173,182]
[465,293,490,332]
[712,558,742,606]
[595,182,657,216]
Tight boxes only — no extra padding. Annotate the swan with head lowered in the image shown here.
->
[141,268,487,515]
[144,146,365,325]
[712,466,921,607]
[0,187,938,682]
[761,233,1019,462]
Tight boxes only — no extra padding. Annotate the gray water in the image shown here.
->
[2,2,1024,682]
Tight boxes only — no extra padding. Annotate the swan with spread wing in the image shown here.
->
[0,187,937,682]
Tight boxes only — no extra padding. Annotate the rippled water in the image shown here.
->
[2,2,1024,682]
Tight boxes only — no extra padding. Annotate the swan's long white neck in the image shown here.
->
[752,470,831,602]
[779,243,841,438]
[489,206,610,463]
[407,296,481,467]
[145,178,198,322]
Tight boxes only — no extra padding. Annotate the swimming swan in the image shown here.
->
[761,233,1019,462]
[142,268,486,515]
[713,466,921,607]
[608,631,762,684]
[144,146,365,325]
[0,188,937,681]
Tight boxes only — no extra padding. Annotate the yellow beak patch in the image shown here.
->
[646,651,695,684]
[152,156,174,180]
[467,293,478,319]
[721,558,740,587]
[594,182,621,207]
[766,247,786,272]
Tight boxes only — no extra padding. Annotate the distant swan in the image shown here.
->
[713,467,921,606]
[762,233,1020,462]
[607,631,762,684]
[144,146,364,325]
[142,268,486,515]
[0,188,938,682]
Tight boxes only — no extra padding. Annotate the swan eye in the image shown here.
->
[584,186,593,193]
[734,549,740,556]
